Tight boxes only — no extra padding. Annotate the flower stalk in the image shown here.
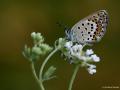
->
[68,64,80,90]
[39,47,59,82]
[31,63,45,90]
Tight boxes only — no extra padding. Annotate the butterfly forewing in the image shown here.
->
[69,10,108,45]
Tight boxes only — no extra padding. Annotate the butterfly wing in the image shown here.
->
[69,10,109,45]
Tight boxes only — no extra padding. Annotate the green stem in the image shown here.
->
[68,64,80,90]
[39,47,59,83]
[31,63,45,90]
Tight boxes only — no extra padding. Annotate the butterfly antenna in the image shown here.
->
[56,21,70,30]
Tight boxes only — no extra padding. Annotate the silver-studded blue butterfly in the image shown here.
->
[65,10,109,45]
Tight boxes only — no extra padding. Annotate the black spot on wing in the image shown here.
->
[88,32,90,34]
[91,27,93,29]
[87,23,90,25]
[78,26,80,29]
[85,28,87,30]
[82,23,84,26]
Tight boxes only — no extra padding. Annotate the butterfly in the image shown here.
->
[65,10,109,45]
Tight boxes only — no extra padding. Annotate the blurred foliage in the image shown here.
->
[0,0,120,90]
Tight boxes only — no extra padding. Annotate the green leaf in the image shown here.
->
[42,66,56,82]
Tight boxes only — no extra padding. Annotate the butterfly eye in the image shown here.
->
[65,29,69,35]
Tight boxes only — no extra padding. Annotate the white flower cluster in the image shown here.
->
[63,41,100,75]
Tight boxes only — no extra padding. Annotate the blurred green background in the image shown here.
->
[0,0,120,90]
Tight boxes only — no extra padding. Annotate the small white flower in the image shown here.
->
[87,68,96,75]
[72,44,83,53]
[36,33,43,40]
[68,44,83,60]
[31,32,36,38]
[86,49,94,56]
[65,41,73,49]
[88,64,96,69]
[72,45,78,52]
[78,45,83,52]
[69,48,79,58]
[91,54,100,62]
[87,64,96,74]
[31,32,44,43]
[78,56,89,61]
